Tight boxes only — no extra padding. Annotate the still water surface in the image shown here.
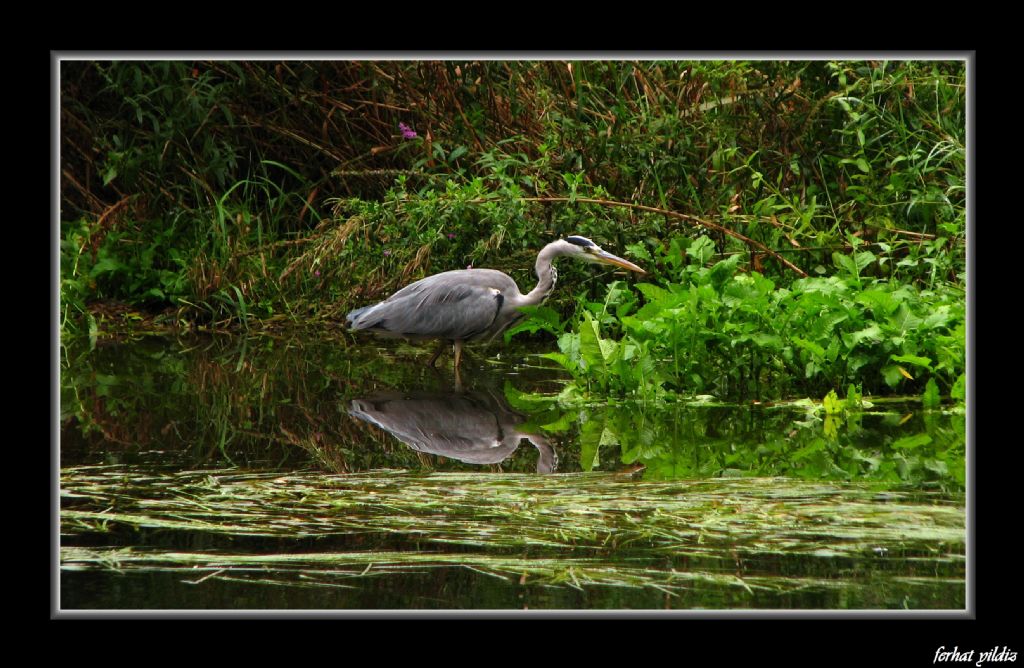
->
[59,334,966,610]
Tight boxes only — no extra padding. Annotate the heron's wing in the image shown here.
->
[349,271,514,340]
[389,269,518,297]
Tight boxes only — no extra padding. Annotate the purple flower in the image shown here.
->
[383,249,391,256]
[314,270,320,277]
[398,122,417,139]
[447,233,456,240]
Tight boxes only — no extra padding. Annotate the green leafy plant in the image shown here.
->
[527,235,964,402]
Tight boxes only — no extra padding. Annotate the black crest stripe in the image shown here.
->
[565,236,595,247]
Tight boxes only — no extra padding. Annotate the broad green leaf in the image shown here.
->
[89,258,125,277]
[855,289,897,315]
[539,351,572,371]
[751,333,783,350]
[578,312,605,371]
[578,420,604,471]
[504,305,562,342]
[922,378,940,409]
[922,305,953,329]
[708,254,741,289]
[881,365,904,387]
[853,250,876,271]
[890,305,924,332]
[846,353,870,373]
[625,243,654,263]
[520,304,562,325]
[846,384,863,409]
[833,252,859,276]
[598,337,618,362]
[823,390,844,415]
[556,332,580,361]
[842,324,883,349]
[891,353,933,369]
[634,283,670,304]
[599,427,619,447]
[448,145,468,162]
[824,414,840,440]
[892,433,932,450]
[540,413,576,432]
[951,373,966,402]
[686,236,716,265]
[793,337,825,359]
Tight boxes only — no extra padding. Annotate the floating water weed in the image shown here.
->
[61,466,964,604]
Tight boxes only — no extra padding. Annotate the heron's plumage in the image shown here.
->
[347,269,514,341]
[346,236,644,368]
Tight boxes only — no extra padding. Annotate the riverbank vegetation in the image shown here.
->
[60,59,967,403]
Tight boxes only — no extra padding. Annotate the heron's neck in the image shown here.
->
[521,243,560,306]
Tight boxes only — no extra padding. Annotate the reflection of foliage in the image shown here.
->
[61,334,963,490]
[506,384,964,490]
[62,334,406,468]
[60,334,568,472]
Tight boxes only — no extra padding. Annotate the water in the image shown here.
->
[59,334,966,610]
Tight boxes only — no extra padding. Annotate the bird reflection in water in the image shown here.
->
[349,388,557,473]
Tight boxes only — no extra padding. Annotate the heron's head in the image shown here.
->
[560,236,646,274]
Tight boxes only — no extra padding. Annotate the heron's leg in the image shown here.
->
[453,339,464,370]
[454,365,463,393]
[527,434,558,474]
[427,340,446,368]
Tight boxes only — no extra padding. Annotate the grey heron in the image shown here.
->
[346,236,645,368]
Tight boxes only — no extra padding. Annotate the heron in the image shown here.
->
[346,235,645,369]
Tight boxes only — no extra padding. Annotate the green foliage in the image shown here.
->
[847,384,863,409]
[83,62,242,198]
[61,63,329,333]
[61,60,966,395]
[533,236,965,401]
[823,390,844,415]
[922,378,941,409]
[503,305,563,342]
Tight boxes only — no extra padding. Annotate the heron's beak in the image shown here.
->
[593,249,646,274]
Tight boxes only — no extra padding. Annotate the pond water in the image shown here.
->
[59,333,966,611]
